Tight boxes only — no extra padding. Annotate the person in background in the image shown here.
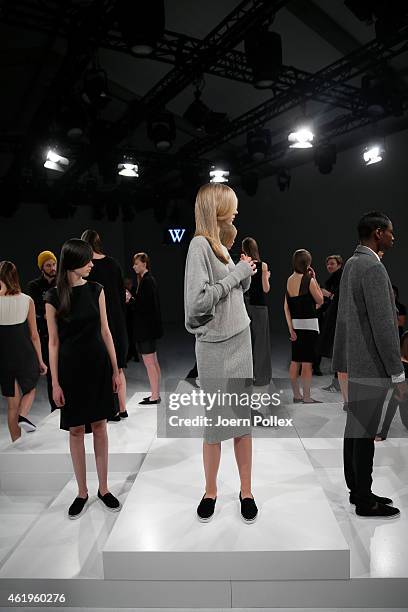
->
[0,261,47,441]
[332,211,407,518]
[392,285,406,338]
[319,255,344,393]
[376,331,408,441]
[131,253,163,405]
[27,250,58,411]
[81,230,128,420]
[242,236,271,387]
[45,239,122,519]
[284,249,324,403]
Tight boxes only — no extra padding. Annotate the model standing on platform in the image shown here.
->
[81,230,128,420]
[0,261,47,441]
[284,249,324,403]
[184,183,258,524]
[242,237,272,387]
[45,239,122,519]
[131,252,163,405]
[27,250,58,412]
[332,212,407,518]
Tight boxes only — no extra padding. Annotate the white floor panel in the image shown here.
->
[103,438,349,581]
[0,473,134,579]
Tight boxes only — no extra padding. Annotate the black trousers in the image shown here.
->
[40,335,57,412]
[343,381,389,504]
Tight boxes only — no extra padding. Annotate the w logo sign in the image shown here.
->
[168,228,186,243]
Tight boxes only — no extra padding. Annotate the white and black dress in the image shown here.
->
[287,274,319,363]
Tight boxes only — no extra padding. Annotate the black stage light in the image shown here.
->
[241,172,259,196]
[247,128,271,161]
[277,168,291,192]
[183,89,210,131]
[314,143,337,174]
[362,75,387,116]
[147,113,176,151]
[82,68,110,108]
[117,0,165,56]
[245,28,282,89]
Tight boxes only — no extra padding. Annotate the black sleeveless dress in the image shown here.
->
[286,274,319,363]
[245,261,272,386]
[44,282,116,431]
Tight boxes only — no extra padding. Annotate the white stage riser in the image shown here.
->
[1,578,408,608]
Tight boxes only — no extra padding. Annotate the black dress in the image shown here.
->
[245,261,272,386]
[287,274,319,363]
[44,282,116,431]
[318,267,343,358]
[88,256,128,368]
[131,272,163,343]
[0,294,40,397]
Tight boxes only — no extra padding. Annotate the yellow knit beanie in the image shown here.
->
[38,250,57,270]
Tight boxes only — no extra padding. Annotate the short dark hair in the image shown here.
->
[81,229,103,254]
[326,254,343,266]
[292,249,311,274]
[0,261,21,295]
[357,211,391,240]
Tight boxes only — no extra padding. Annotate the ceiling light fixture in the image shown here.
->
[209,166,229,183]
[117,156,139,177]
[44,149,69,172]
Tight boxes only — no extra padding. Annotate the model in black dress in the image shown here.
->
[81,229,128,418]
[284,249,323,404]
[131,253,163,404]
[45,239,122,519]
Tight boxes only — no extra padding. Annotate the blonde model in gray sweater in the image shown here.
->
[184,183,259,524]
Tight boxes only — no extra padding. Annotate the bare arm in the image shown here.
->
[45,303,60,387]
[99,289,120,376]
[262,261,270,293]
[26,298,45,369]
[309,277,324,306]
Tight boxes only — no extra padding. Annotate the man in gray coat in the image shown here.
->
[333,211,407,518]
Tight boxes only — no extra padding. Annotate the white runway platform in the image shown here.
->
[1,369,408,608]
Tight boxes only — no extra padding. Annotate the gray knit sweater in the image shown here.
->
[184,235,252,342]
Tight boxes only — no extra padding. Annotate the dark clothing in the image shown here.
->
[87,256,128,368]
[136,338,157,355]
[131,272,163,342]
[319,267,343,359]
[44,282,116,432]
[396,300,406,338]
[246,261,266,306]
[344,382,389,503]
[287,274,319,363]
[27,275,57,411]
[27,275,56,337]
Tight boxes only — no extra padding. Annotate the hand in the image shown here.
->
[266,271,271,280]
[112,370,122,393]
[52,384,65,407]
[394,380,408,401]
[125,289,132,303]
[290,329,297,342]
[39,361,48,376]
[240,254,257,275]
[307,266,316,279]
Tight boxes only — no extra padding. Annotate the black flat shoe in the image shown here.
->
[108,412,121,422]
[139,397,161,405]
[68,495,88,520]
[239,492,258,523]
[119,411,128,419]
[197,494,216,522]
[350,492,393,506]
[355,502,400,518]
[98,490,122,512]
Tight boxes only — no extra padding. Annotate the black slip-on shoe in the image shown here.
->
[68,495,88,520]
[119,410,128,419]
[97,490,122,512]
[197,495,216,522]
[18,415,36,432]
[355,502,400,518]
[239,492,258,523]
[350,493,393,506]
[139,397,161,405]
[108,412,121,422]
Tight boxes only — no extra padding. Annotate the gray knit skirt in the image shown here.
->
[195,325,253,444]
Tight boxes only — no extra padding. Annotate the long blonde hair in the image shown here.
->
[219,222,237,250]
[194,183,237,263]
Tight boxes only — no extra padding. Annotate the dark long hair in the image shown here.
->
[0,260,21,295]
[57,239,93,319]
[81,229,104,254]
[242,236,260,261]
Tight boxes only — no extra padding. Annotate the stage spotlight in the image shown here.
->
[44,149,69,172]
[209,166,229,183]
[245,28,282,88]
[277,168,291,192]
[314,143,337,174]
[147,113,176,151]
[82,68,110,108]
[362,75,387,116]
[363,144,384,166]
[117,156,139,177]
[247,128,271,161]
[183,89,210,131]
[117,0,165,55]
[288,125,314,149]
